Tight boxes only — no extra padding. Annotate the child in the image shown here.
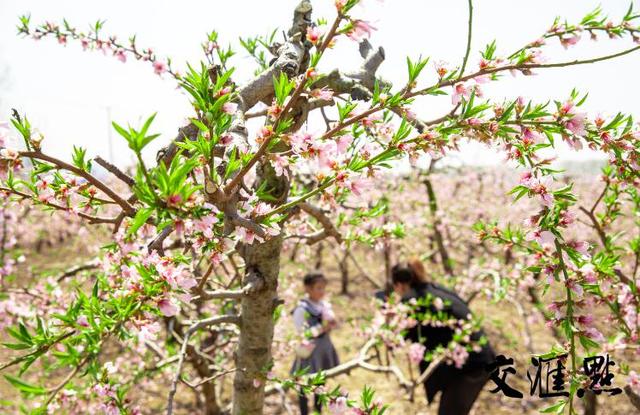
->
[291,271,340,415]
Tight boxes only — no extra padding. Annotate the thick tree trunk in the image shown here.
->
[232,159,290,414]
[232,236,283,415]
[229,3,310,411]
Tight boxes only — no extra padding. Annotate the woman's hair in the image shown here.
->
[391,260,427,287]
[303,271,327,287]
[408,257,427,283]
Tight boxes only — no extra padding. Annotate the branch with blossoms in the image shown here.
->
[475,159,640,412]
[17,16,179,78]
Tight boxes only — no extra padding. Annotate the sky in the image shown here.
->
[0,0,638,169]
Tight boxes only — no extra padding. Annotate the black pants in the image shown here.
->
[298,391,321,415]
[422,365,490,415]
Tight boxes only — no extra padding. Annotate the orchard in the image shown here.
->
[1,1,640,414]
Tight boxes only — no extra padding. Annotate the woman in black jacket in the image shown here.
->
[391,260,495,415]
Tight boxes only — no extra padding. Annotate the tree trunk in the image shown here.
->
[424,178,453,277]
[339,251,349,295]
[232,160,289,414]
[383,239,392,291]
[232,236,283,415]
[583,390,597,415]
[315,242,324,269]
[190,349,221,415]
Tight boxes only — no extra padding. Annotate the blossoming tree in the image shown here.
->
[2,0,640,414]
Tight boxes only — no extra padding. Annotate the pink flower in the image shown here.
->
[526,229,555,247]
[560,33,581,49]
[474,74,490,84]
[559,210,575,227]
[451,344,469,369]
[328,396,348,414]
[348,177,371,196]
[252,202,271,217]
[203,41,219,54]
[408,343,426,364]
[564,112,587,137]
[521,175,554,207]
[114,48,127,63]
[222,102,237,114]
[176,273,197,290]
[523,215,539,228]
[548,302,564,319]
[566,279,583,297]
[157,297,179,317]
[37,189,55,204]
[521,127,541,145]
[219,133,234,146]
[451,83,470,105]
[100,402,119,415]
[77,315,90,327]
[137,321,161,343]
[271,154,289,179]
[253,378,262,388]
[236,227,261,245]
[289,131,313,154]
[336,134,353,153]
[335,0,347,11]
[306,26,325,44]
[584,327,605,342]
[576,315,594,326]
[310,87,334,101]
[467,118,482,127]
[628,371,640,395]
[153,60,168,75]
[580,264,597,283]
[36,178,49,191]
[402,107,417,121]
[361,112,382,127]
[167,194,182,207]
[93,383,115,398]
[569,240,590,257]
[434,60,449,78]
[519,171,533,185]
[317,140,337,168]
[347,20,376,41]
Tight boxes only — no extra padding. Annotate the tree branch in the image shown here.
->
[459,0,474,78]
[166,314,240,415]
[19,151,135,215]
[94,156,135,187]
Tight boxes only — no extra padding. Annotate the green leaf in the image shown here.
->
[126,207,154,237]
[112,121,131,143]
[3,375,46,395]
[2,342,32,350]
[540,399,566,413]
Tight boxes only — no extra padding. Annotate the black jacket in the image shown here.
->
[402,282,495,402]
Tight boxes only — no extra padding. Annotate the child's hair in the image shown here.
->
[303,271,327,287]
